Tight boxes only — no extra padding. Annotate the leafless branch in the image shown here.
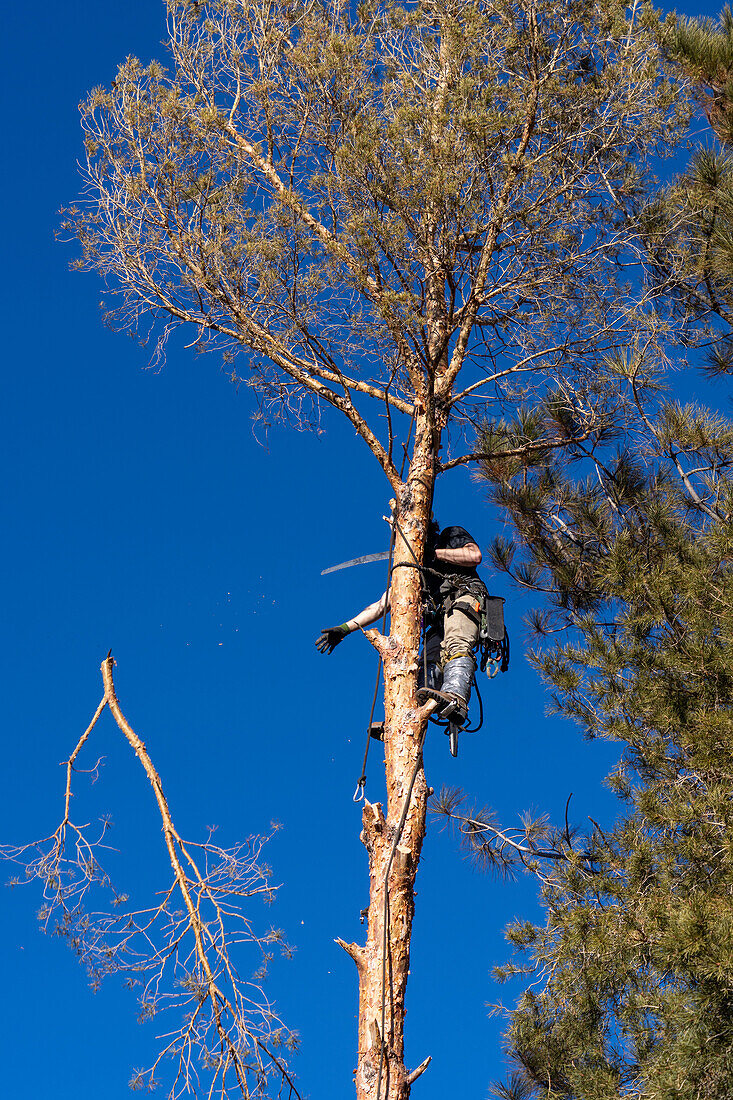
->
[3,655,300,1100]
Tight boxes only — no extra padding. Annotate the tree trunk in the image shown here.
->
[338,419,436,1100]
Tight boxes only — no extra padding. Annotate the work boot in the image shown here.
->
[417,660,442,693]
[417,658,456,718]
[416,686,468,725]
[420,652,475,726]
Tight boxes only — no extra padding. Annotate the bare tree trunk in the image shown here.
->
[338,420,437,1100]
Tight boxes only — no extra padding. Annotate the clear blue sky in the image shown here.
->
[0,1,725,1097]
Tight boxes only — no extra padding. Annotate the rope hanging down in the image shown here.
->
[352,515,434,801]
[352,417,418,801]
[372,518,454,1099]
[374,721,428,1100]
[352,522,397,802]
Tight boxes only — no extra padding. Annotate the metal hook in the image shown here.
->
[353,777,366,802]
[486,658,500,679]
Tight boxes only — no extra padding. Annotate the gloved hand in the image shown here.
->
[315,623,352,654]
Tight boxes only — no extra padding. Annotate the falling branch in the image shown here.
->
[3,654,301,1100]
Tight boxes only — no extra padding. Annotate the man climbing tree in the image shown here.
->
[316,517,507,739]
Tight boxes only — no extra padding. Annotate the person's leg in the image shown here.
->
[373,631,444,740]
[438,593,481,721]
[416,594,480,724]
[418,629,443,692]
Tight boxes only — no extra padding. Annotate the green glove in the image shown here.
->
[315,623,352,654]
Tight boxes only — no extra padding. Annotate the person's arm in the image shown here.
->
[345,589,390,630]
[316,590,391,654]
[434,542,482,566]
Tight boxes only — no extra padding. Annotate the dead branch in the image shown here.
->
[405,1057,431,1086]
[3,655,301,1100]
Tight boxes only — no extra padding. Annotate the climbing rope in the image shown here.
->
[352,418,416,802]
[374,721,428,1100]
[360,514,432,1100]
[464,672,484,733]
[358,514,497,1094]
[353,524,433,800]
[349,474,507,1091]
[355,511,491,797]
[353,523,397,802]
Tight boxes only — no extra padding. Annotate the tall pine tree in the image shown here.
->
[467,388,733,1099]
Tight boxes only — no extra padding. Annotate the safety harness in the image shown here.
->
[425,574,510,677]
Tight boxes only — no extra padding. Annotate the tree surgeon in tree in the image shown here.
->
[56,0,687,1091]
[316,519,489,727]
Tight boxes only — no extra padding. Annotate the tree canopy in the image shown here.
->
[66,0,687,478]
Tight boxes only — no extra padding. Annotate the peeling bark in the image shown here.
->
[342,421,436,1100]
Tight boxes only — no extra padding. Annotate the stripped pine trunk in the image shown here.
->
[337,419,437,1100]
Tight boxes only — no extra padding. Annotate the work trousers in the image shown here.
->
[422,590,482,678]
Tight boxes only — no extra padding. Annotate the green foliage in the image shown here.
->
[644,7,733,374]
[479,401,733,1098]
[667,6,733,143]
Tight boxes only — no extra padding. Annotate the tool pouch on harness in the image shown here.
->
[479,595,510,674]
